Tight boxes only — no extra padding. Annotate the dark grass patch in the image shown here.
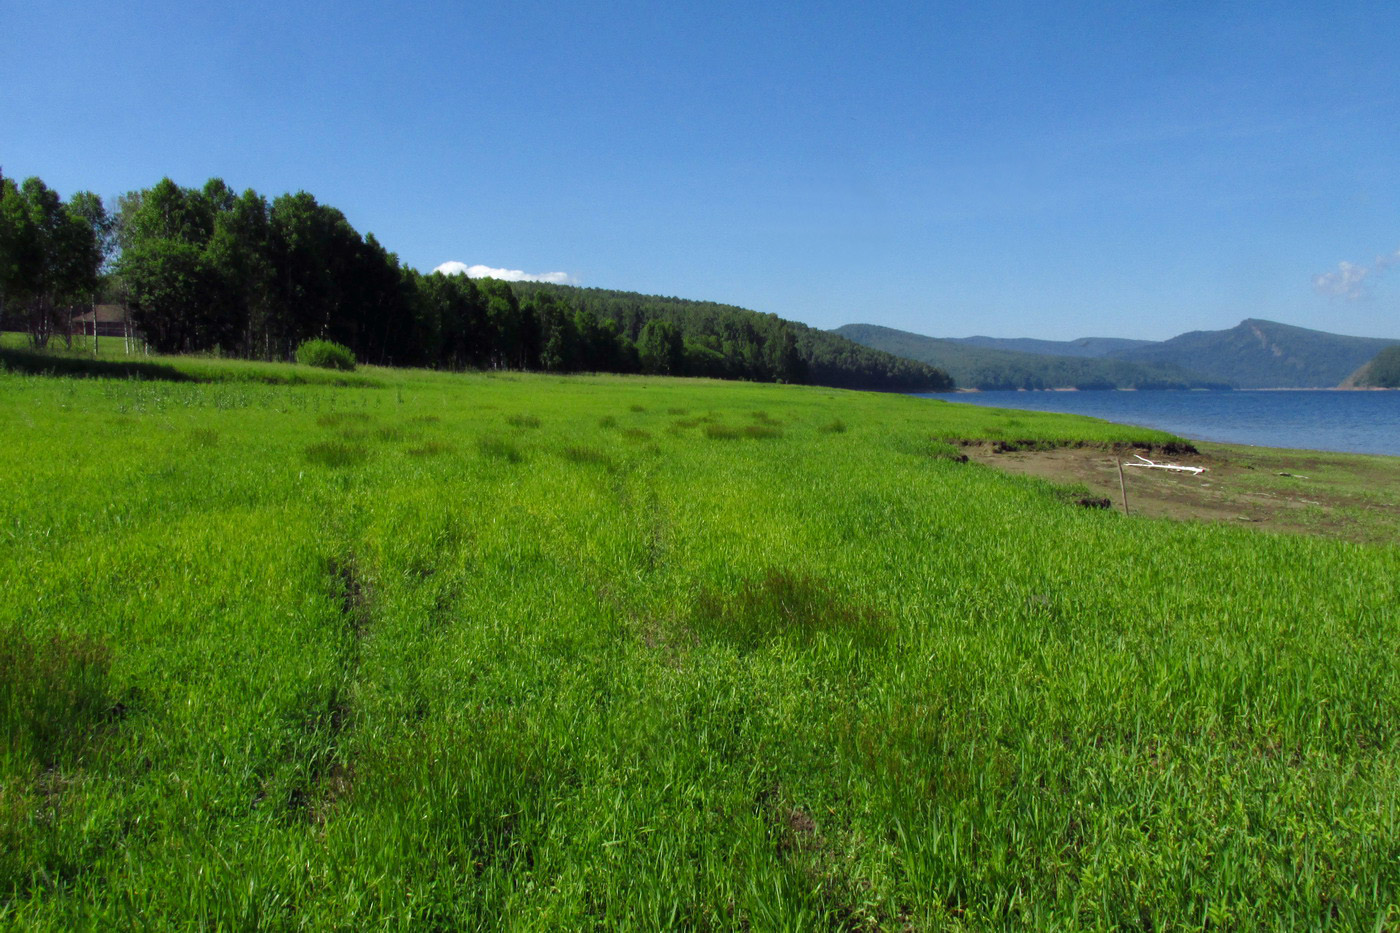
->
[0,348,380,386]
[374,426,404,442]
[671,418,704,429]
[506,414,542,429]
[598,415,618,429]
[743,424,782,439]
[749,410,780,425]
[317,412,373,429]
[478,436,523,463]
[704,423,742,440]
[559,445,612,468]
[620,428,651,442]
[305,441,370,468]
[0,626,114,769]
[189,428,220,447]
[406,441,450,458]
[818,419,847,434]
[404,414,441,425]
[691,570,886,651]
[0,348,194,382]
[666,407,689,415]
[629,404,647,413]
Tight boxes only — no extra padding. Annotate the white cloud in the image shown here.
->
[433,261,575,285]
[1313,248,1400,300]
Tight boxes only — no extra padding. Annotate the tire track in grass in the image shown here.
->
[275,547,370,829]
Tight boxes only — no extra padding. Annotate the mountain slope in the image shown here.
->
[833,324,1220,390]
[1111,319,1398,388]
[952,335,1154,358]
[1343,345,1400,388]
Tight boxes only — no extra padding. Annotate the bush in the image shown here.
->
[296,339,356,371]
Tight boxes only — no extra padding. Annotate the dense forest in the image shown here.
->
[0,171,950,392]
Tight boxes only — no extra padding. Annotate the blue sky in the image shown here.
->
[4,0,1398,340]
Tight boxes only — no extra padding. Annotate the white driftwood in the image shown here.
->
[1122,454,1205,475]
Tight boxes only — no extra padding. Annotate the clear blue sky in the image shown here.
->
[5,0,1398,340]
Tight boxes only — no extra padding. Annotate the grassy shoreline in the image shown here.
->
[2,358,1397,929]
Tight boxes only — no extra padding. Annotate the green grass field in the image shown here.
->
[2,356,1397,930]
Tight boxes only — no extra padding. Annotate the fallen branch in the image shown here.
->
[1122,454,1205,475]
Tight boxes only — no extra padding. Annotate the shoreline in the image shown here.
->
[925,388,1400,459]
[943,385,1397,393]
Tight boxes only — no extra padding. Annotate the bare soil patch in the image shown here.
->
[962,440,1400,545]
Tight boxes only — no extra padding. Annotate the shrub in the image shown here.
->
[296,339,356,371]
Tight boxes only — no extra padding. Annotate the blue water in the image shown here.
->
[914,390,1400,457]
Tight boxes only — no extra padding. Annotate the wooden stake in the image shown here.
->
[1117,458,1130,516]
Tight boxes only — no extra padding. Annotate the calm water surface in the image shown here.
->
[915,389,1400,457]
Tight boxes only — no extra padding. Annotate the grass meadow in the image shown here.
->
[1,355,1398,929]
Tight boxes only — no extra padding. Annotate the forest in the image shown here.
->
[0,171,950,392]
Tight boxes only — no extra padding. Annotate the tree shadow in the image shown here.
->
[0,347,196,381]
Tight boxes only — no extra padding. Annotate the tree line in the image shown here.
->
[0,171,951,391]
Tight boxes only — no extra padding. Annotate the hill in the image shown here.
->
[1344,344,1400,388]
[1112,318,1397,388]
[833,323,1221,390]
[509,282,951,391]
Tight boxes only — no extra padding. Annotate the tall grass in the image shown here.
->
[0,362,1396,928]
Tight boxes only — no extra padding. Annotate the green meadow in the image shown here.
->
[1,357,1397,930]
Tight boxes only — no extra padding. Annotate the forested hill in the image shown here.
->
[0,171,950,392]
[1114,319,1399,388]
[511,283,950,391]
[1342,345,1400,388]
[835,323,1222,390]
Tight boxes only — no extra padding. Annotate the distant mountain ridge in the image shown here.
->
[835,318,1400,390]
[952,335,1154,358]
[1112,319,1397,389]
[833,324,1223,391]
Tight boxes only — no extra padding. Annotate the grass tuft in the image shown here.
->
[691,570,885,651]
[317,412,372,428]
[0,626,113,768]
[704,423,742,440]
[559,445,611,467]
[477,436,523,463]
[305,441,369,468]
[406,441,450,458]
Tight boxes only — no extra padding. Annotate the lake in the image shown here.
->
[915,389,1400,457]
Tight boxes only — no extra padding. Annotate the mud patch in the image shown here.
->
[965,441,1400,544]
